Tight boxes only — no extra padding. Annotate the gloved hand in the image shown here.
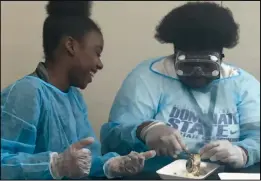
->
[141,122,187,157]
[50,137,94,179]
[200,140,247,168]
[104,150,156,178]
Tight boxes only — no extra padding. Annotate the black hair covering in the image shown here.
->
[155,2,239,51]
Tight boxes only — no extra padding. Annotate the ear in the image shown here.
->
[64,36,76,57]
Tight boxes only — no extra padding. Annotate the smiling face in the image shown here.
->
[67,30,104,89]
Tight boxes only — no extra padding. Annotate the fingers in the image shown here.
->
[158,148,168,156]
[72,137,94,150]
[167,148,176,157]
[210,150,229,162]
[129,152,142,165]
[75,148,92,159]
[175,133,187,151]
[78,157,92,173]
[167,135,179,156]
[128,150,156,166]
[200,141,220,156]
[173,135,183,155]
[220,155,235,163]
[159,134,184,157]
[131,152,147,167]
[127,152,145,173]
[137,154,146,166]
[219,155,241,169]
[168,132,185,156]
[201,146,219,160]
[158,136,173,156]
[155,149,161,156]
[73,148,92,178]
[140,150,156,160]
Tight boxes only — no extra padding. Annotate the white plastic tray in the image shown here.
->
[218,173,260,180]
[156,159,220,180]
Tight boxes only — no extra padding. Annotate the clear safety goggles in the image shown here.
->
[174,51,222,77]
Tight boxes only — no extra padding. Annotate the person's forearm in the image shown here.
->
[238,146,248,165]
[136,121,154,141]
[1,151,53,179]
[234,138,260,167]
[101,122,149,155]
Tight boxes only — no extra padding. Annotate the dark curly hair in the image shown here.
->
[155,2,239,52]
[43,1,101,61]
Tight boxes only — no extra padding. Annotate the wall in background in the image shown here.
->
[1,1,260,137]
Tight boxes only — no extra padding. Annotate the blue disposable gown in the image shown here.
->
[1,76,119,179]
[101,56,260,172]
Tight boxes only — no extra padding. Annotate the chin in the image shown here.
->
[79,83,89,90]
[75,80,88,90]
[76,78,92,90]
[181,80,208,89]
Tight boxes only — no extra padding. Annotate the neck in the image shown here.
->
[45,60,70,92]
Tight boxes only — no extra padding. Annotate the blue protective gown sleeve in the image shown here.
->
[100,66,160,155]
[1,80,53,179]
[232,73,260,167]
[89,152,119,178]
[84,122,119,178]
[1,78,120,179]
[73,89,120,178]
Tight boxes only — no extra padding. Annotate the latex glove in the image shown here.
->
[142,122,187,157]
[50,137,94,179]
[200,140,247,168]
[104,150,156,178]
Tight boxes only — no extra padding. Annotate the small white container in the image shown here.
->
[156,159,220,180]
[218,173,260,180]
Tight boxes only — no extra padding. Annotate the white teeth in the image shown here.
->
[90,72,95,77]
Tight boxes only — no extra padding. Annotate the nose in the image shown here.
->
[97,59,103,70]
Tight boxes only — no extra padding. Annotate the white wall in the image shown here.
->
[1,1,260,137]
[222,1,260,79]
